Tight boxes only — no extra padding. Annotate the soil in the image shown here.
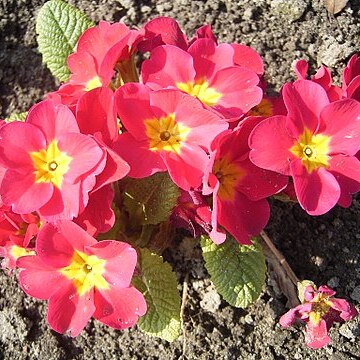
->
[0,0,360,359]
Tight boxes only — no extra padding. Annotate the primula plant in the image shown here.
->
[0,0,359,347]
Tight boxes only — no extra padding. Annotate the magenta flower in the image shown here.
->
[0,206,39,270]
[280,282,358,349]
[115,83,228,190]
[17,221,147,337]
[203,117,288,244]
[48,21,141,106]
[249,80,360,215]
[141,38,262,119]
[342,53,360,101]
[0,100,106,221]
[294,59,342,102]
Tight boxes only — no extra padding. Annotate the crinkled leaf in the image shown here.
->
[133,248,181,342]
[4,112,28,123]
[36,0,94,81]
[201,235,266,308]
[123,172,180,225]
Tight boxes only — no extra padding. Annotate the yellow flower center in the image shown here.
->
[30,140,72,188]
[10,245,35,260]
[290,128,331,173]
[308,294,332,326]
[85,76,103,91]
[60,250,109,296]
[213,157,245,201]
[144,113,190,153]
[176,80,222,106]
[249,98,273,117]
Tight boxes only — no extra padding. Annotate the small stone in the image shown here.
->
[200,285,221,313]
[243,7,255,20]
[317,37,355,67]
[244,314,254,325]
[327,277,339,288]
[350,285,360,302]
[339,317,360,340]
[270,0,309,21]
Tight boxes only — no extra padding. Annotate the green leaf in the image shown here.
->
[201,236,266,308]
[4,112,28,123]
[133,248,181,342]
[123,172,180,226]
[36,0,94,81]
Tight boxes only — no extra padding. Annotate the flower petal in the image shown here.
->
[282,80,329,137]
[0,122,45,170]
[142,45,195,89]
[291,159,340,215]
[329,155,360,207]
[114,133,166,178]
[94,286,147,329]
[1,171,53,214]
[85,241,137,288]
[17,255,69,300]
[319,99,360,156]
[249,115,294,175]
[27,100,79,141]
[304,319,331,349]
[47,283,95,337]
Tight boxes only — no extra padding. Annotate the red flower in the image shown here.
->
[17,221,146,337]
[249,80,360,215]
[115,83,228,190]
[0,206,39,270]
[294,60,342,102]
[203,117,288,244]
[342,54,360,101]
[48,21,141,106]
[141,38,262,119]
[0,100,106,221]
[280,282,358,349]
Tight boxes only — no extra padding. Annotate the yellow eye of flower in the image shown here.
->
[290,128,331,173]
[213,157,246,201]
[60,250,109,296]
[30,140,72,188]
[144,113,190,153]
[176,79,222,106]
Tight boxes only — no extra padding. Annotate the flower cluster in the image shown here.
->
[0,15,359,339]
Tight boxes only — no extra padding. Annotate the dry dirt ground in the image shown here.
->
[0,0,360,359]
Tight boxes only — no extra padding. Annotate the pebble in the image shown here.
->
[200,285,221,313]
[327,277,339,289]
[339,317,360,340]
[350,285,360,302]
[317,37,355,67]
[270,0,309,21]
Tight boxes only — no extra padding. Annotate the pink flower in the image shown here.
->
[170,189,212,237]
[17,220,147,337]
[294,60,342,102]
[141,38,262,119]
[75,87,130,191]
[249,80,360,215]
[0,100,106,221]
[114,83,228,190]
[0,206,39,270]
[48,21,141,106]
[74,185,115,237]
[342,54,360,101]
[203,117,288,244]
[280,282,358,349]
[138,17,188,52]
